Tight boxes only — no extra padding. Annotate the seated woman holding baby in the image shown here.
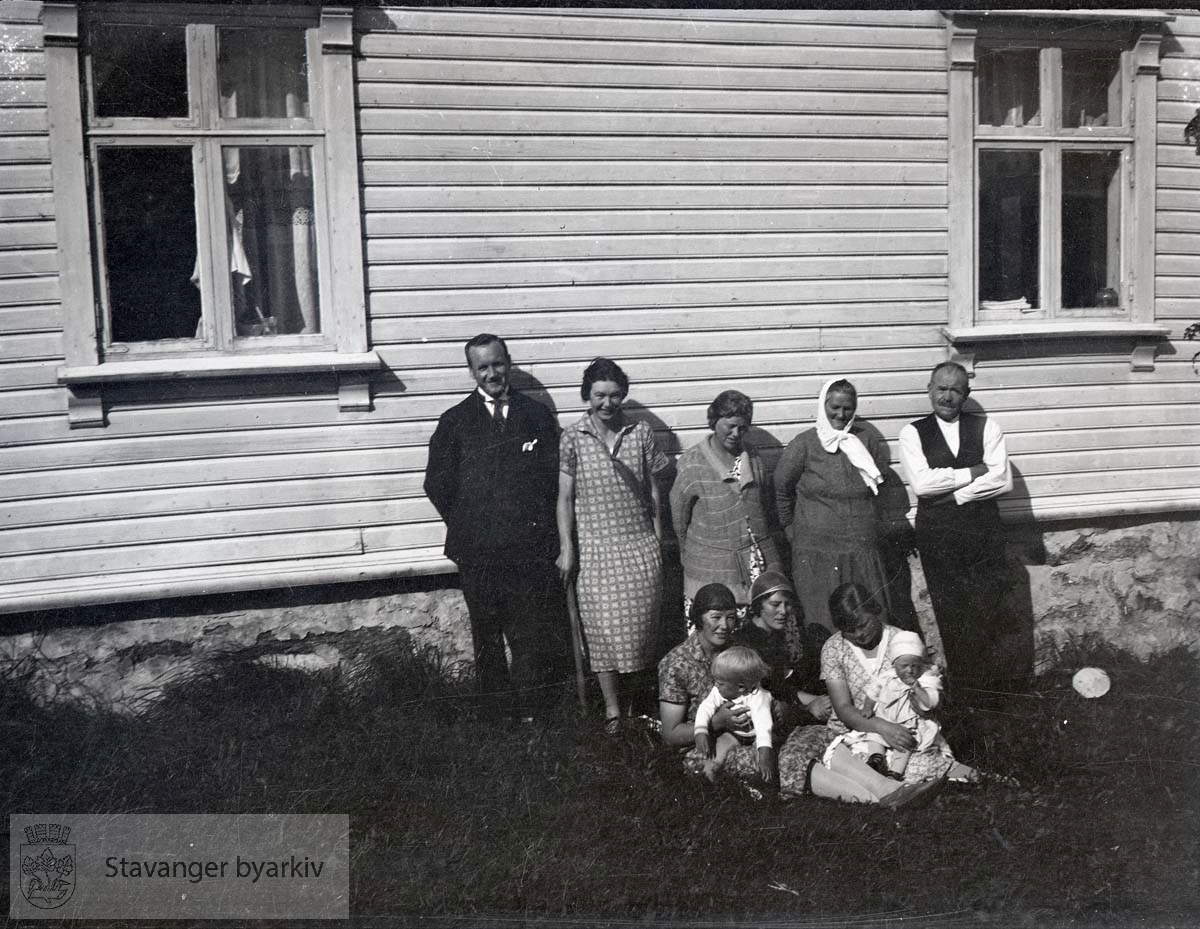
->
[820,581,977,785]
[658,582,948,807]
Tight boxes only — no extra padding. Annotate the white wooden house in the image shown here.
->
[0,5,1196,635]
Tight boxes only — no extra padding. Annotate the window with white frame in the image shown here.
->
[946,13,1167,330]
[43,2,371,411]
[86,14,328,351]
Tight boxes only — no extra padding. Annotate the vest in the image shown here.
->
[912,413,997,521]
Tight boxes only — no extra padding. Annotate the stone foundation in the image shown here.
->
[1,514,1196,714]
[0,578,475,714]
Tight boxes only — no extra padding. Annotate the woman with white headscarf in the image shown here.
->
[773,379,897,633]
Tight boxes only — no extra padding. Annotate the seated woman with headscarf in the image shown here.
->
[659,583,943,807]
[774,378,901,633]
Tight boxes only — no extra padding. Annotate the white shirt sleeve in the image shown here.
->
[916,666,943,711]
[954,417,1013,505]
[899,420,1013,505]
[693,686,723,733]
[898,422,973,499]
[745,689,775,749]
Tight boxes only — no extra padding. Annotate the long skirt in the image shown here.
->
[792,542,894,633]
[577,530,662,673]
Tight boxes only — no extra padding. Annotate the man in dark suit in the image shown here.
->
[424,334,569,717]
[898,361,1014,692]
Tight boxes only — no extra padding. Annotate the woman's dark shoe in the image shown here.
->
[866,753,888,776]
[878,774,947,811]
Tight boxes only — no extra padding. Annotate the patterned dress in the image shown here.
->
[670,439,779,612]
[659,632,833,798]
[561,415,670,673]
[774,426,896,632]
[820,628,955,782]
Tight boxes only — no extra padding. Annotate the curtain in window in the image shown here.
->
[218,33,318,337]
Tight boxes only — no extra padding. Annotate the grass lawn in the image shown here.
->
[2,636,1196,928]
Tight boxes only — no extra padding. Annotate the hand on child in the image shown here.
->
[878,720,917,752]
[712,701,750,734]
[804,695,832,721]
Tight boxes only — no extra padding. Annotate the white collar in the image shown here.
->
[477,387,509,405]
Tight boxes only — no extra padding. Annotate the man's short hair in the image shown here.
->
[464,333,510,364]
[929,360,969,384]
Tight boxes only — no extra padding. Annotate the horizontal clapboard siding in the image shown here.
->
[1157,14,1200,336]
[0,7,1198,615]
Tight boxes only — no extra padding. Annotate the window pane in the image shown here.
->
[90,24,188,119]
[979,150,1040,311]
[218,29,309,119]
[1062,50,1122,129]
[97,147,201,342]
[977,47,1041,127]
[1062,151,1122,309]
[224,147,320,337]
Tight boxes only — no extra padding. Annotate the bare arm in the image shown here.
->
[795,690,832,721]
[660,699,750,749]
[827,678,916,752]
[649,466,664,543]
[660,700,695,749]
[555,471,577,586]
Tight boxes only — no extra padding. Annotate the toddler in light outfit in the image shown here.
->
[693,646,776,785]
[862,631,946,779]
[826,630,976,783]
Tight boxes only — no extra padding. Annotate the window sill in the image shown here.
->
[57,351,383,427]
[941,323,1170,374]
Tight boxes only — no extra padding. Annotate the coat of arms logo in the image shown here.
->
[20,823,75,909]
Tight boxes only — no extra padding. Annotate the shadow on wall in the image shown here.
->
[623,398,686,656]
[508,366,558,418]
[999,462,1039,685]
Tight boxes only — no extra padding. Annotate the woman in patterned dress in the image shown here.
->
[557,358,670,728]
[820,582,956,785]
[659,583,943,806]
[670,390,783,616]
[774,378,898,633]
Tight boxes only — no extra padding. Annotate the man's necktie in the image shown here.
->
[491,399,506,431]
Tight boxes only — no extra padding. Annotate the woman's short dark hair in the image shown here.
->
[826,379,857,401]
[828,582,882,631]
[581,357,629,401]
[706,390,754,429]
[689,583,737,627]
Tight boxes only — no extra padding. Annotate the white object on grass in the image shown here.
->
[1072,666,1111,698]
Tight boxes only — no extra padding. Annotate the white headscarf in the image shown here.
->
[815,378,882,495]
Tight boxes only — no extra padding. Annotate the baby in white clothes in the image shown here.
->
[694,645,775,784]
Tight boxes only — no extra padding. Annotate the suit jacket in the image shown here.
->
[423,390,561,566]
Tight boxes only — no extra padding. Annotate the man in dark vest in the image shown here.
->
[424,333,569,718]
[898,361,1013,693]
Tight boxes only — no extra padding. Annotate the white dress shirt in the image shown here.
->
[898,415,1013,506]
[478,387,508,420]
